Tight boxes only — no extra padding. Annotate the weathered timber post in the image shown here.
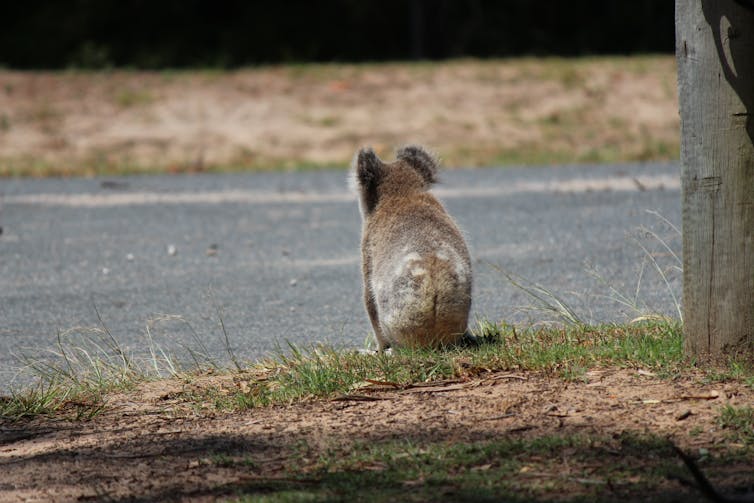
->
[676,0,754,358]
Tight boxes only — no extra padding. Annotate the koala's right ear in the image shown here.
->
[352,147,383,214]
[396,144,438,186]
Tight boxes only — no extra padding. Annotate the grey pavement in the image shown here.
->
[0,163,682,391]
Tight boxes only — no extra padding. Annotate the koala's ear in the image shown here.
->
[396,144,438,185]
[355,147,382,187]
[352,147,383,214]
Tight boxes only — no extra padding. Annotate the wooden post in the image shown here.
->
[676,0,754,358]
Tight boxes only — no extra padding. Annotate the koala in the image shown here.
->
[353,145,472,349]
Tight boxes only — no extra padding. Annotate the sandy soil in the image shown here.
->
[0,57,679,176]
[2,369,752,501]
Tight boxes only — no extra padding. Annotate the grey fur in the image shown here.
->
[352,144,472,349]
[396,144,439,185]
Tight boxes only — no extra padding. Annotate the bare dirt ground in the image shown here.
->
[2,369,752,502]
[0,57,679,176]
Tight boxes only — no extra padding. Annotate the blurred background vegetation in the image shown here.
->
[0,0,673,69]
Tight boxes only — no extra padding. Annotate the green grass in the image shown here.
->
[219,432,728,502]
[0,384,73,419]
[719,405,754,445]
[0,381,111,421]
[1,319,173,421]
[3,318,753,423]
[3,317,753,501]
[184,320,686,412]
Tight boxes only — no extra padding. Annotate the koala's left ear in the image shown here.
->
[396,144,438,185]
[355,147,382,189]
[352,146,384,214]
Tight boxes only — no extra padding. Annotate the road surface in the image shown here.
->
[0,163,682,390]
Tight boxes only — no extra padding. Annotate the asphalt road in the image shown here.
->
[0,163,682,390]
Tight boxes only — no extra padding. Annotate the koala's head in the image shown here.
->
[352,144,439,216]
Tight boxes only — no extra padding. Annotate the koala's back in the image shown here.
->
[365,193,472,348]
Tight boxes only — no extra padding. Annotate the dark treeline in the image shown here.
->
[0,0,674,69]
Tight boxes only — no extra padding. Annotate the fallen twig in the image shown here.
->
[332,394,386,402]
[480,413,516,421]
